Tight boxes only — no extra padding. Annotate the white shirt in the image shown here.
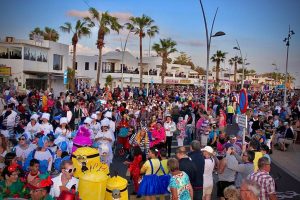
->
[90,122,101,139]
[164,121,176,137]
[203,158,215,188]
[50,173,79,197]
[14,145,35,165]
[25,122,42,137]
[40,122,53,135]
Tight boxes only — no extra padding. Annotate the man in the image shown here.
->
[248,157,277,200]
[50,160,79,198]
[188,140,205,200]
[164,114,176,157]
[0,103,19,138]
[28,173,54,200]
[176,146,197,193]
[227,150,255,188]
[227,103,235,125]
[248,139,263,172]
[278,121,294,151]
[217,144,238,200]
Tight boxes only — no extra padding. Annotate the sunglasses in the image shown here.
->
[19,138,26,141]
[64,168,76,173]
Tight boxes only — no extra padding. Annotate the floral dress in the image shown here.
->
[168,171,192,200]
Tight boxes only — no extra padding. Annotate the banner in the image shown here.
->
[0,66,11,76]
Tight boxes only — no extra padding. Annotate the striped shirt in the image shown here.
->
[247,170,276,200]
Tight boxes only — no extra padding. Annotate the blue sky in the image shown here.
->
[0,0,300,86]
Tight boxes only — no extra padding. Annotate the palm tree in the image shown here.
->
[147,25,159,56]
[86,8,122,86]
[210,50,227,85]
[152,38,177,85]
[29,27,44,40]
[43,27,59,42]
[229,56,243,83]
[60,20,93,91]
[127,14,158,87]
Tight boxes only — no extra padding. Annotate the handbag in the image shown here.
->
[158,162,171,194]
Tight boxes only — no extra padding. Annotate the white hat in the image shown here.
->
[104,111,112,118]
[165,113,171,118]
[84,117,92,125]
[100,144,109,154]
[41,113,50,121]
[60,117,68,125]
[96,111,101,115]
[91,114,97,120]
[30,114,39,121]
[101,118,110,127]
[201,146,214,154]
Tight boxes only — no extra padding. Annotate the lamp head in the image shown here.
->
[212,31,225,37]
[233,47,240,50]
[290,30,295,35]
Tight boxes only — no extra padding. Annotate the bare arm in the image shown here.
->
[269,194,278,200]
[170,188,178,200]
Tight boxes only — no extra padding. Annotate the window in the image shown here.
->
[53,54,63,70]
[0,46,8,59]
[75,62,78,70]
[85,62,89,70]
[36,50,47,62]
[24,47,36,61]
[94,62,97,70]
[0,46,22,59]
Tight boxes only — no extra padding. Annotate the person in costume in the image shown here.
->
[25,114,41,139]
[94,118,115,165]
[28,173,54,200]
[130,127,150,160]
[50,160,78,198]
[13,133,35,167]
[53,141,70,172]
[71,118,93,153]
[138,147,162,198]
[24,135,54,173]
[90,113,101,141]
[55,117,71,139]
[176,117,186,147]
[0,163,29,199]
[150,121,166,148]
[40,113,53,135]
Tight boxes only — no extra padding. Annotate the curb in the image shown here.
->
[271,156,300,182]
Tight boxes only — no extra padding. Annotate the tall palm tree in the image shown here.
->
[127,14,158,87]
[60,20,93,91]
[210,50,227,85]
[43,27,59,42]
[86,8,122,86]
[152,38,177,85]
[229,56,243,83]
[29,27,44,40]
[147,25,159,56]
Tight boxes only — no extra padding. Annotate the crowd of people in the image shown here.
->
[0,85,299,200]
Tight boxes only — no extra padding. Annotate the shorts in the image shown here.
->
[203,186,213,195]
[217,181,235,197]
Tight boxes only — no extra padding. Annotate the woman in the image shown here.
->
[0,134,7,172]
[138,147,161,199]
[130,127,150,160]
[90,114,101,141]
[201,146,216,200]
[150,122,166,148]
[167,158,193,200]
[25,114,41,139]
[164,114,176,158]
[14,133,35,167]
[0,163,29,199]
[54,117,72,148]
[176,117,186,147]
[94,118,115,165]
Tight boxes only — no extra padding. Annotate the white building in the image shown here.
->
[0,37,68,96]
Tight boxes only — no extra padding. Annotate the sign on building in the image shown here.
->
[0,66,11,76]
[64,70,68,85]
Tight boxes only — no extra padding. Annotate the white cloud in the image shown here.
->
[69,43,114,56]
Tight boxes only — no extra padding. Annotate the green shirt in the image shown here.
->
[0,179,29,199]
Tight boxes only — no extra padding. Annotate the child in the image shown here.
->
[26,159,40,182]
[53,141,70,172]
[176,117,186,146]
[261,144,271,163]
[123,146,143,195]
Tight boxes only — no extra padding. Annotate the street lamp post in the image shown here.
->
[283,25,295,106]
[121,29,133,90]
[199,0,225,111]
[233,40,245,89]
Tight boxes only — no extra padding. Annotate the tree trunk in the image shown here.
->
[139,33,143,88]
[234,62,237,85]
[69,43,76,91]
[216,61,220,84]
[96,46,103,87]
